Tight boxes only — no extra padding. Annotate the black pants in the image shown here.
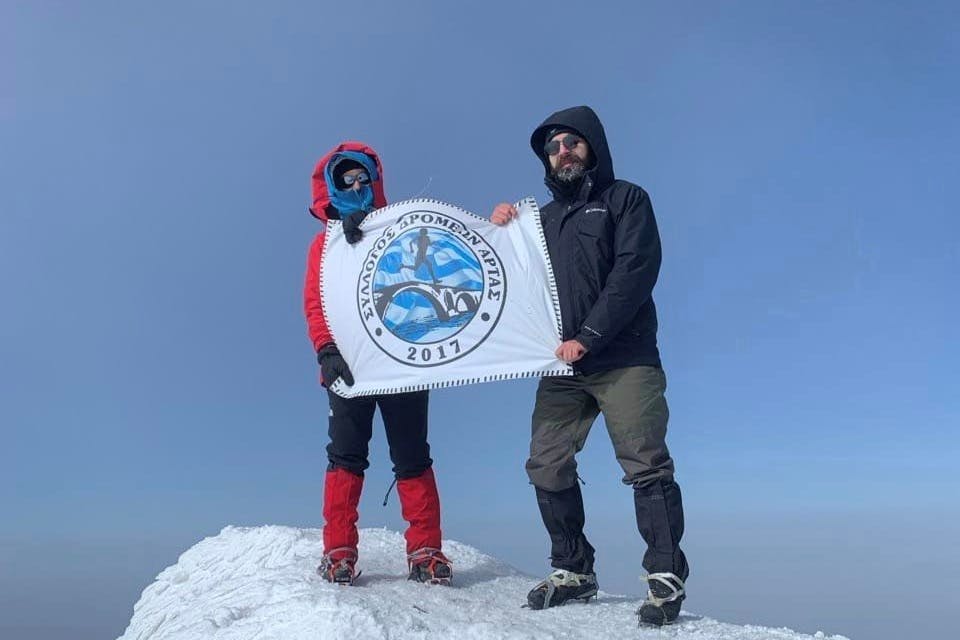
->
[326,390,432,479]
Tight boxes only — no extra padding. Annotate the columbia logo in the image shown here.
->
[584,208,607,214]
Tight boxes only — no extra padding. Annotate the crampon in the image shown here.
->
[637,572,685,626]
[407,547,452,585]
[317,547,359,586]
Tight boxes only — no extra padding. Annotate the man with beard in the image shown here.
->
[490,106,689,626]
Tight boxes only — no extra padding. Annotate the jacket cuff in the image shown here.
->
[316,342,338,356]
[573,329,603,353]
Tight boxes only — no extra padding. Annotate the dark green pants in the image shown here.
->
[526,365,674,492]
[526,365,688,578]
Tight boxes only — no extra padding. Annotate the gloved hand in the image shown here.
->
[342,212,366,245]
[317,344,355,386]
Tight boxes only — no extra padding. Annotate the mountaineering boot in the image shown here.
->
[396,468,449,583]
[526,569,598,609]
[637,572,685,625]
[317,547,358,585]
[407,547,453,585]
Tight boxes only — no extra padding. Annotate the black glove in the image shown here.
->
[342,212,366,245]
[317,344,355,386]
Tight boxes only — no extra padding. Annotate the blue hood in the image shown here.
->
[324,151,380,217]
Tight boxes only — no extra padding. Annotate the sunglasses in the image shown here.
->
[544,134,583,157]
[341,171,372,186]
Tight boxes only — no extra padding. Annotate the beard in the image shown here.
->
[552,155,587,183]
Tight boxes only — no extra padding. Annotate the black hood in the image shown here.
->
[530,105,615,198]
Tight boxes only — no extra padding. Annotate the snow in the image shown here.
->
[118,526,850,640]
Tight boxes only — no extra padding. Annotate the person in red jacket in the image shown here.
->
[303,141,451,586]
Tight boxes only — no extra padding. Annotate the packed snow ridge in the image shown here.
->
[118,526,849,640]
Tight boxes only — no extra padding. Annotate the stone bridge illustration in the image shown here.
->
[374,281,482,322]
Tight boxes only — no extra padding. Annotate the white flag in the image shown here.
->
[320,197,572,397]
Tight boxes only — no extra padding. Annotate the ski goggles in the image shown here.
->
[341,171,372,186]
[544,134,583,157]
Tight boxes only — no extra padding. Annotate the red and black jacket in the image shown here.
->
[303,142,388,352]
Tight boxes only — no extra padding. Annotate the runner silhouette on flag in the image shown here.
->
[405,228,439,284]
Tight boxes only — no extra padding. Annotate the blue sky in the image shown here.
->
[2,2,957,639]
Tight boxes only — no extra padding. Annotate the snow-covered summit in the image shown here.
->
[118,526,849,640]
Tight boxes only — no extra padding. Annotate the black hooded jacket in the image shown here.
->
[531,106,662,374]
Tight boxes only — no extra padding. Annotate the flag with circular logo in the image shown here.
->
[319,198,572,397]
